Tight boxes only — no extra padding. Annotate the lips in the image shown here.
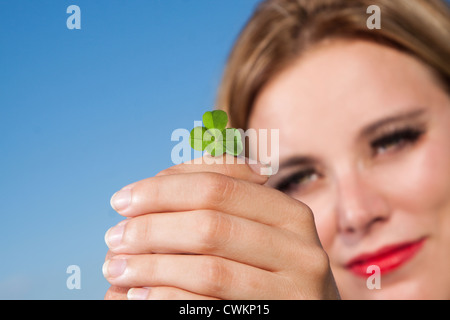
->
[345,238,426,277]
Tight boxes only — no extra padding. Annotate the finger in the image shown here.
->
[104,285,128,300]
[111,154,270,212]
[157,154,271,184]
[127,287,219,300]
[110,172,315,234]
[105,248,119,261]
[103,254,287,300]
[105,210,301,272]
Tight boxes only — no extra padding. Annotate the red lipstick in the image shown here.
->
[346,238,426,277]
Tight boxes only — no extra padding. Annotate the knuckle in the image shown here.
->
[120,220,135,246]
[283,199,316,232]
[302,205,317,226]
[147,287,176,300]
[121,216,151,251]
[306,247,331,280]
[300,202,315,219]
[119,222,133,246]
[131,180,160,209]
[196,210,233,253]
[134,255,159,284]
[283,247,332,299]
[198,173,236,208]
[156,167,178,177]
[219,160,234,177]
[293,200,315,223]
[200,256,231,295]
[139,217,153,248]
[315,249,332,275]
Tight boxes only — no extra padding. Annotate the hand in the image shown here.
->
[103,154,340,300]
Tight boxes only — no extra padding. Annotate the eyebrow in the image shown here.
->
[360,108,427,138]
[277,108,427,172]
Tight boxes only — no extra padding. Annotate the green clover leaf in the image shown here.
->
[189,126,209,151]
[189,110,243,157]
[223,128,243,156]
[202,110,228,131]
[203,128,225,157]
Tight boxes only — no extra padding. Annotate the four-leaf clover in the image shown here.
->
[189,110,243,157]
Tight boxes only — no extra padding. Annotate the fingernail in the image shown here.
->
[247,159,273,176]
[110,188,132,213]
[105,220,128,248]
[127,288,150,300]
[103,258,127,278]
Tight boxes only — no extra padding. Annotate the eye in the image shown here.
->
[275,168,319,194]
[371,128,424,156]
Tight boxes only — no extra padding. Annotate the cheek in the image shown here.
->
[298,134,450,253]
[374,137,450,216]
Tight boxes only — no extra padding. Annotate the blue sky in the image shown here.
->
[0,0,260,299]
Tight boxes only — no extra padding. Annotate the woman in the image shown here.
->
[103,0,450,299]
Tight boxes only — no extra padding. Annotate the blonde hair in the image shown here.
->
[216,0,450,129]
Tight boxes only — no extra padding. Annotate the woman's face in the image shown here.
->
[249,40,450,299]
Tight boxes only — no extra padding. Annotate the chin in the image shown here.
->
[339,270,450,300]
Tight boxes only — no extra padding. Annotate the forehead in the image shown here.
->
[249,40,439,158]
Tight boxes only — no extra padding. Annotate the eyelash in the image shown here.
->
[275,168,318,193]
[275,127,425,194]
[370,127,424,156]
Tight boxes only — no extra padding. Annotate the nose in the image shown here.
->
[334,170,391,243]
